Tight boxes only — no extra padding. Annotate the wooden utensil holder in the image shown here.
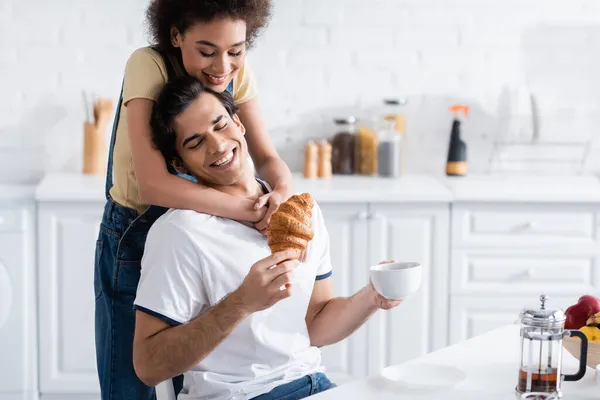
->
[83,122,106,175]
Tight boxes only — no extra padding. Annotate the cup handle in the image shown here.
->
[563,329,588,382]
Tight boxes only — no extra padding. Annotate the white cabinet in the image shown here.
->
[366,204,449,370]
[317,203,369,385]
[449,295,580,343]
[37,202,104,396]
[318,202,450,383]
[0,203,37,400]
[448,202,600,345]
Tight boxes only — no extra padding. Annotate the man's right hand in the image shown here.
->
[234,250,298,314]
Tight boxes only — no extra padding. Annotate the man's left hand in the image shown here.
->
[254,186,293,234]
[369,260,403,310]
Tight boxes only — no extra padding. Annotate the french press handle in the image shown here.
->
[563,329,588,382]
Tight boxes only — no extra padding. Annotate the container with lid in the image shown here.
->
[382,98,407,176]
[356,117,379,176]
[515,294,588,398]
[377,117,402,178]
[330,117,359,175]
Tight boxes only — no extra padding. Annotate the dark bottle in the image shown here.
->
[445,105,469,176]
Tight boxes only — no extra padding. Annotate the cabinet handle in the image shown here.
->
[370,212,383,221]
[523,221,537,230]
[356,211,369,221]
[509,269,533,282]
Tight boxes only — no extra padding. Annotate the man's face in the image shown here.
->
[172,92,248,186]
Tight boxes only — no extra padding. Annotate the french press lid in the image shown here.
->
[519,294,565,329]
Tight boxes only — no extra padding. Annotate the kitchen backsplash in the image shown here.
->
[1,0,599,183]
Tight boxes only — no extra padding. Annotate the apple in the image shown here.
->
[565,295,600,329]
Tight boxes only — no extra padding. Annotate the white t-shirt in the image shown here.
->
[133,194,333,400]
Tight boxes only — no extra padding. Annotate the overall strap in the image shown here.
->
[104,82,123,199]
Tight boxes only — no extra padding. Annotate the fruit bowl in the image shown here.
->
[563,336,600,369]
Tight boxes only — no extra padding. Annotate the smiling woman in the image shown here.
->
[93,1,295,400]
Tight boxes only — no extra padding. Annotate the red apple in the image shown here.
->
[565,295,600,329]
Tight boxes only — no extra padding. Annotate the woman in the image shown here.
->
[93,1,293,399]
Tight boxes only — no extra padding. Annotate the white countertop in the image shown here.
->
[34,172,454,203]
[439,174,600,203]
[32,172,600,204]
[312,324,597,399]
[291,173,452,203]
[36,173,106,202]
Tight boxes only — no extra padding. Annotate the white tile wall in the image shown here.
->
[1,0,599,182]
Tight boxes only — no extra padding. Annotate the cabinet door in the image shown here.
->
[366,203,450,375]
[0,228,35,395]
[317,203,369,385]
[449,295,580,344]
[38,203,104,394]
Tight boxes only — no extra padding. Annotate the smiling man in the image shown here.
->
[131,76,402,400]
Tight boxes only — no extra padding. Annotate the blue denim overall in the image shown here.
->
[93,54,233,398]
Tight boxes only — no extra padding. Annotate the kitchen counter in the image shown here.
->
[291,173,452,203]
[36,172,105,202]
[439,174,600,203]
[34,172,454,203]
[0,183,37,201]
[33,172,600,204]
[312,324,597,399]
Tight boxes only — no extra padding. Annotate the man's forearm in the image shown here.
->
[135,292,248,387]
[308,286,378,347]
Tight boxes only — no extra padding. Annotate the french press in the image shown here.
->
[516,294,588,397]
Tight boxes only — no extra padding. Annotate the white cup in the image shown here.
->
[369,262,422,300]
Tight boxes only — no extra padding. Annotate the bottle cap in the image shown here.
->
[449,104,470,119]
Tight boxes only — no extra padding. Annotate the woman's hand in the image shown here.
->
[254,186,293,234]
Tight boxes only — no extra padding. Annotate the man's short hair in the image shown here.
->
[150,75,239,164]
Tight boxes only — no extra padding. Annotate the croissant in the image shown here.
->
[267,193,315,259]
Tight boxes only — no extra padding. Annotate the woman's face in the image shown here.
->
[171,18,247,93]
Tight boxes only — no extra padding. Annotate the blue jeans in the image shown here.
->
[251,373,337,400]
[94,199,183,399]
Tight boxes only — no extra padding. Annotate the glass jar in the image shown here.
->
[377,118,402,178]
[382,99,407,175]
[383,98,407,133]
[356,116,379,176]
[330,117,358,175]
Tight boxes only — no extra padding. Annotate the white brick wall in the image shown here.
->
[1,0,599,182]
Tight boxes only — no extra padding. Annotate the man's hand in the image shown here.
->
[232,250,298,313]
[254,186,294,234]
[368,260,403,310]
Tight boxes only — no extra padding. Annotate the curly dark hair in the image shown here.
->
[150,75,239,165]
[145,0,272,52]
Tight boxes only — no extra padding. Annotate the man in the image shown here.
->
[132,75,402,400]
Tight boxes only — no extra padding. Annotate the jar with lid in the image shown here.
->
[356,116,379,176]
[377,117,402,177]
[330,117,359,175]
[382,98,407,175]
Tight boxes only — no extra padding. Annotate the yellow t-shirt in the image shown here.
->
[108,47,258,215]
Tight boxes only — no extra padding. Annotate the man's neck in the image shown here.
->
[204,170,264,201]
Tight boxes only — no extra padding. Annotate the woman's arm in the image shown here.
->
[237,97,294,230]
[237,97,293,194]
[127,98,263,222]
